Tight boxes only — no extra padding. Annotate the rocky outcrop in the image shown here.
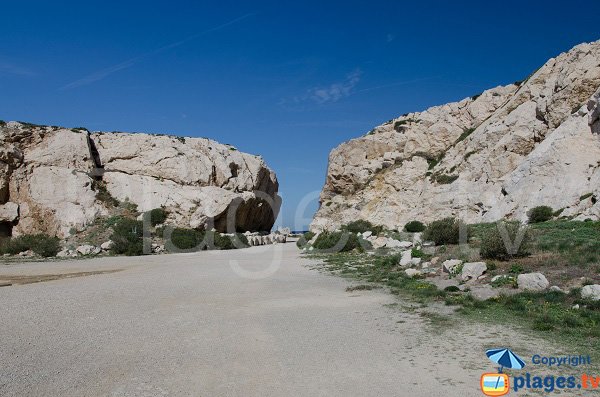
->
[0,123,280,237]
[312,40,600,231]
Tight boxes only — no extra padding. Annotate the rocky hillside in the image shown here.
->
[312,40,600,232]
[0,122,280,238]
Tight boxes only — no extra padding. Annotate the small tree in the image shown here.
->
[527,206,554,223]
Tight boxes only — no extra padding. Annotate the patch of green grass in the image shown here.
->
[580,192,594,201]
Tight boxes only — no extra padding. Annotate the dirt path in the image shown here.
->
[0,244,575,396]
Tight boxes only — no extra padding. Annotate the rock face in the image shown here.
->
[312,40,600,231]
[0,123,280,237]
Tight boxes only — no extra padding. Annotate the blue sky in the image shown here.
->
[1,1,599,230]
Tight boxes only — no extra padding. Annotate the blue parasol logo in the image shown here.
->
[486,348,526,373]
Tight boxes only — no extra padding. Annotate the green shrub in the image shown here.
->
[433,174,459,184]
[0,234,60,257]
[423,217,463,245]
[527,206,554,223]
[312,231,371,252]
[480,222,531,260]
[145,207,168,226]
[296,231,316,249]
[110,218,145,256]
[404,220,425,232]
[167,227,203,250]
[341,220,383,235]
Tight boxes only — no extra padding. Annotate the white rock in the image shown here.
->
[581,284,600,301]
[413,232,422,245]
[549,286,564,293]
[76,244,101,256]
[56,249,71,257]
[399,250,412,268]
[310,41,600,231]
[371,236,388,249]
[410,257,422,266]
[100,241,114,250]
[517,273,550,291]
[362,231,373,238]
[405,269,422,278]
[18,250,34,257]
[388,240,412,249]
[0,202,19,222]
[442,259,463,274]
[461,262,487,281]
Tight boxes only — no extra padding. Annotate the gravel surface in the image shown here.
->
[0,243,559,396]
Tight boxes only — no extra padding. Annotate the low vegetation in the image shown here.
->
[110,218,145,256]
[341,220,383,235]
[0,234,60,257]
[296,231,315,249]
[145,207,168,226]
[303,217,600,352]
[423,217,462,245]
[312,231,371,252]
[404,220,425,233]
[527,205,554,223]
[479,221,532,260]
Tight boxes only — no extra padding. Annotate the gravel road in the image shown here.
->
[0,243,558,396]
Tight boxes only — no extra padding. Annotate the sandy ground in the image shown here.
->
[0,243,582,396]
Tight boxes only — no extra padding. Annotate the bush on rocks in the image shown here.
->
[312,231,371,252]
[0,234,60,257]
[296,231,316,249]
[145,207,168,226]
[110,218,145,256]
[527,206,554,223]
[341,220,383,235]
[480,221,532,260]
[423,217,463,245]
[404,220,425,233]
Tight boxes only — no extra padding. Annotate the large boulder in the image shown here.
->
[311,40,600,231]
[517,273,550,291]
[581,284,600,301]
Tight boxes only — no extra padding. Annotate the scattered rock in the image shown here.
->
[413,232,422,245]
[18,250,34,257]
[362,231,372,238]
[581,284,600,301]
[461,262,487,281]
[430,257,440,266]
[399,250,412,268]
[549,286,564,293]
[100,241,114,251]
[410,257,422,267]
[442,259,463,274]
[405,269,422,278]
[517,273,550,291]
[76,245,101,256]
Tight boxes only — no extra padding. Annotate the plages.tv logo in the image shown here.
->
[480,348,526,396]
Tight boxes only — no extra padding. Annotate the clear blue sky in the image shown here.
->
[1,1,599,230]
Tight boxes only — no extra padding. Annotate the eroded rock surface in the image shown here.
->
[312,40,600,231]
[0,123,280,237]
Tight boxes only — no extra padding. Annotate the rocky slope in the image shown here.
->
[0,123,280,237]
[312,40,600,231]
